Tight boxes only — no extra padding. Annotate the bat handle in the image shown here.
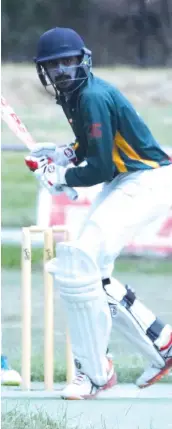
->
[63,186,78,201]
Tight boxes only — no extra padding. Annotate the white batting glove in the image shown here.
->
[25,155,49,173]
[25,155,78,199]
[34,162,67,195]
[25,154,63,194]
[30,143,77,167]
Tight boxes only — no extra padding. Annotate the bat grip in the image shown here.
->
[63,186,78,201]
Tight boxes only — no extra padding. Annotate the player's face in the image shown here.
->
[45,56,80,90]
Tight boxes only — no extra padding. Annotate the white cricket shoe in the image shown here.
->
[136,334,172,388]
[61,358,117,400]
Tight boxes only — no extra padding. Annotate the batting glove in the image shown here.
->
[25,155,67,195]
[29,143,77,167]
[25,155,49,173]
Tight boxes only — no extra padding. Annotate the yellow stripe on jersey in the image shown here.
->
[73,141,79,151]
[112,143,128,172]
[115,132,159,169]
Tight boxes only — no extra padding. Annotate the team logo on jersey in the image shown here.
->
[89,123,102,138]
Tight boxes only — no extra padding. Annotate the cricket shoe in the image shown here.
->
[61,358,117,400]
[136,333,172,388]
[1,355,22,386]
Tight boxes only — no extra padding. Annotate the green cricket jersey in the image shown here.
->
[59,73,171,187]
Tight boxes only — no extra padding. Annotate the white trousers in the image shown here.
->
[77,165,172,278]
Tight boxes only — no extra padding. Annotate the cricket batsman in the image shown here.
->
[25,27,172,399]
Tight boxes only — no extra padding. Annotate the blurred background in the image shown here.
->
[1,0,172,385]
[2,0,172,65]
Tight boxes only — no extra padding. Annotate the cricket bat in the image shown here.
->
[1,95,78,200]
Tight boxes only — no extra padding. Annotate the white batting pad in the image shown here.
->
[105,278,164,366]
[46,241,112,386]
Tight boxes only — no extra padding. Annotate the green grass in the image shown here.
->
[13,355,67,383]
[2,245,43,268]
[2,152,38,227]
[113,257,172,275]
[1,409,166,429]
[0,409,161,429]
[1,64,172,227]
[1,409,78,429]
[12,353,169,385]
[2,244,172,274]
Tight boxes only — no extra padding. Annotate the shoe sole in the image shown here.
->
[61,368,117,400]
[83,371,117,399]
[139,357,172,389]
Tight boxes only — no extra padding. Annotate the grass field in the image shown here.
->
[3,400,171,429]
[2,410,68,429]
[1,64,172,227]
[2,409,78,429]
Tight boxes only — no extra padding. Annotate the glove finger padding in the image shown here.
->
[25,155,49,172]
[30,143,57,160]
[30,143,77,167]
[25,153,78,199]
